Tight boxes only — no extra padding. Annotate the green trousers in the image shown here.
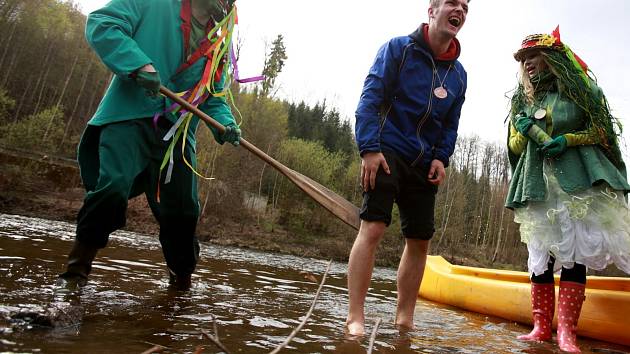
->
[75,118,200,276]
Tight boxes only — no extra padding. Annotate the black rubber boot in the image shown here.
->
[13,242,100,328]
[53,241,98,302]
[168,270,192,291]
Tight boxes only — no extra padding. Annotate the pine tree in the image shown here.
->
[261,34,287,97]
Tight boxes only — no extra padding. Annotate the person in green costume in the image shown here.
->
[55,0,241,294]
[506,27,630,353]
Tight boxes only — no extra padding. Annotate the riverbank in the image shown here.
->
[0,146,371,264]
[0,172,358,263]
[1,147,627,276]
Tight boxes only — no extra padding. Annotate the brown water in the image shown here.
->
[0,213,628,354]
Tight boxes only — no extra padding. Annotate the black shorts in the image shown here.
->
[359,151,438,240]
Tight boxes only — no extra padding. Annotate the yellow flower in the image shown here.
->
[537,34,556,47]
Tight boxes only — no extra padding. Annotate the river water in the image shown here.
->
[0,213,628,353]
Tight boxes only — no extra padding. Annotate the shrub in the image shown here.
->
[0,106,66,153]
[0,87,16,124]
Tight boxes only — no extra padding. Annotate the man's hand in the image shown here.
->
[427,159,446,186]
[220,124,241,146]
[134,64,161,97]
[361,152,390,192]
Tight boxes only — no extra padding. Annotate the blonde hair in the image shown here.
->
[518,62,535,104]
[517,52,557,104]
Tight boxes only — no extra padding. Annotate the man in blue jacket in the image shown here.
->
[347,0,469,335]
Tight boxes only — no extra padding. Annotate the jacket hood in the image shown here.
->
[409,23,461,63]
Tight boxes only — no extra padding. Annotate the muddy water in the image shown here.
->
[0,214,628,354]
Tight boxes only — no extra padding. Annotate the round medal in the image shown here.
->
[434,86,448,99]
[534,108,547,120]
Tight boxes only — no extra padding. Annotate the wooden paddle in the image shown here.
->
[159,86,361,231]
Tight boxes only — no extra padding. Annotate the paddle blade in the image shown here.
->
[288,170,361,230]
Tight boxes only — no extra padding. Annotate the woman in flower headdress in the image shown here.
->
[506,26,630,353]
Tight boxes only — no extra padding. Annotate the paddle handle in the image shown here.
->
[159,86,361,230]
[159,87,291,175]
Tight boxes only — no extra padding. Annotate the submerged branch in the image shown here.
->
[367,318,382,354]
[140,345,165,354]
[269,259,332,354]
[200,314,231,354]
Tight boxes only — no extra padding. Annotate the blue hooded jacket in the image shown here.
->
[355,24,467,169]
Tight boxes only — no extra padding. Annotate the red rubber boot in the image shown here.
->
[556,281,586,353]
[518,283,555,341]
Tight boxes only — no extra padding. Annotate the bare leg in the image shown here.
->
[395,239,430,329]
[346,220,386,336]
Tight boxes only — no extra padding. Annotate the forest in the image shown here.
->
[3,0,612,275]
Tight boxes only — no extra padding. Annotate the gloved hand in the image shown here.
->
[220,124,241,146]
[134,69,161,97]
[514,112,535,136]
[541,135,568,158]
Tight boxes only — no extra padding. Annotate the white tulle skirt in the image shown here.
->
[514,163,630,276]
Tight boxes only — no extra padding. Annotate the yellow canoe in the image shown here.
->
[419,256,630,346]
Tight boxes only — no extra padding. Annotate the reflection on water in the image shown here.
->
[1,213,628,353]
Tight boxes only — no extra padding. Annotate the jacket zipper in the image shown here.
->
[411,56,438,167]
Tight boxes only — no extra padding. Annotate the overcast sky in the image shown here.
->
[77,0,630,159]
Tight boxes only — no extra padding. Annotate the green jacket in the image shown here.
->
[505,82,630,209]
[85,0,234,147]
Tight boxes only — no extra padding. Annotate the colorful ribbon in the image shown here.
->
[230,45,265,83]
[155,2,262,200]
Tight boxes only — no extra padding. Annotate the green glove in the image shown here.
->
[514,112,535,136]
[541,135,568,158]
[220,124,241,146]
[134,70,161,97]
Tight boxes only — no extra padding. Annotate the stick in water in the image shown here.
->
[367,318,382,354]
[140,345,164,354]
[268,260,333,354]
[200,314,232,354]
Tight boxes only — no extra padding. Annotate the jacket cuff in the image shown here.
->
[359,148,381,157]
[434,153,450,168]
[358,142,381,157]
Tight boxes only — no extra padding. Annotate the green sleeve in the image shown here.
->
[85,0,153,78]
[199,70,236,144]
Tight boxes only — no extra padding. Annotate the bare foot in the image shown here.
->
[346,320,365,336]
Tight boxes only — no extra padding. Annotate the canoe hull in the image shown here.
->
[419,256,630,346]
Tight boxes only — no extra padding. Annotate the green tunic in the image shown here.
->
[85,0,235,148]
[73,0,234,275]
[505,82,630,209]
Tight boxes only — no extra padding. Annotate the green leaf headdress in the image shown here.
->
[511,26,624,168]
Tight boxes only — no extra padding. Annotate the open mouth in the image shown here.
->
[448,16,461,27]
